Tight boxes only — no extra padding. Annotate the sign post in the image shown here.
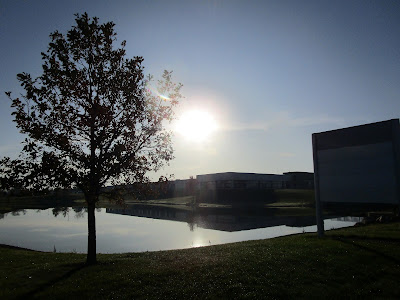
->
[312,134,324,237]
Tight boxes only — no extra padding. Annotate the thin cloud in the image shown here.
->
[222,111,345,132]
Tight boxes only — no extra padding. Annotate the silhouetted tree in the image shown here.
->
[2,13,182,264]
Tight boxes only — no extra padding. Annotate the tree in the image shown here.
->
[2,13,183,264]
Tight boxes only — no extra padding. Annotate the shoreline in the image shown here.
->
[0,243,42,252]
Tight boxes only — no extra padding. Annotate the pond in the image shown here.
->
[0,205,362,253]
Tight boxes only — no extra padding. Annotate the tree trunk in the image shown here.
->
[87,200,97,265]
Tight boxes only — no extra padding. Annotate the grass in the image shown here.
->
[0,195,85,214]
[125,195,195,206]
[268,189,315,207]
[126,190,316,210]
[1,222,400,299]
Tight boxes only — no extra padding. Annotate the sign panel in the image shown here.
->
[312,119,400,205]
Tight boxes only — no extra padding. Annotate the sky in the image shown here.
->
[0,0,399,181]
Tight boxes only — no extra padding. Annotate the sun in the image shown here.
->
[176,110,217,142]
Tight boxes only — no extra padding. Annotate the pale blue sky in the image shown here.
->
[1,0,399,180]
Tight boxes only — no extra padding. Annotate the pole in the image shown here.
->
[312,134,324,237]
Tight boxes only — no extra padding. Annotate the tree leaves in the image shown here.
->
[2,13,183,201]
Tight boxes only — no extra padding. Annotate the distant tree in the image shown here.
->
[1,13,183,264]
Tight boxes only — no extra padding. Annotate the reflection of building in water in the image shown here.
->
[332,216,363,222]
[107,206,189,223]
[106,205,318,232]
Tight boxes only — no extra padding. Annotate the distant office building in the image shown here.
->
[196,172,313,191]
[165,171,314,204]
[197,172,286,190]
[283,172,314,189]
[164,178,197,198]
[152,171,314,203]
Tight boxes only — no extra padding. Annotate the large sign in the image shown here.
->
[312,119,400,235]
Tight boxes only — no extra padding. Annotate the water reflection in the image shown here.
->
[332,216,364,223]
[12,209,27,216]
[106,205,319,232]
[0,205,361,253]
[52,207,71,217]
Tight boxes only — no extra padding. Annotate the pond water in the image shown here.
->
[0,206,361,253]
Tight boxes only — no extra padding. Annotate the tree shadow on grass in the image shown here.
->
[22,262,87,298]
[328,236,400,265]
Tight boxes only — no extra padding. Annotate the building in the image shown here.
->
[196,172,288,190]
[195,172,314,204]
[283,172,314,189]
[149,171,314,203]
[196,171,314,191]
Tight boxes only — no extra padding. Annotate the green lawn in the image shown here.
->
[269,189,315,207]
[1,222,400,299]
[124,195,195,206]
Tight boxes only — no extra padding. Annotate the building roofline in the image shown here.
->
[312,119,399,136]
[196,171,282,177]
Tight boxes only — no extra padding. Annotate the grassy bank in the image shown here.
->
[269,189,315,207]
[1,222,400,299]
[123,189,316,208]
[0,195,86,214]
[0,189,316,213]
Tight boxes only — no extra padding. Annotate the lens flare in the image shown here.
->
[146,84,170,101]
[159,94,170,101]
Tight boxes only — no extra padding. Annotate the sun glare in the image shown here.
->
[176,110,217,142]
